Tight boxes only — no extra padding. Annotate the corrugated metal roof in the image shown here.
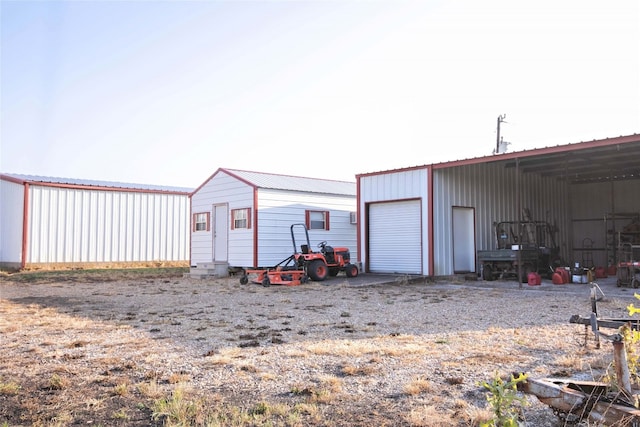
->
[0,173,194,194]
[356,133,640,184]
[222,168,356,196]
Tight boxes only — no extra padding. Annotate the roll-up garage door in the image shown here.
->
[368,200,422,274]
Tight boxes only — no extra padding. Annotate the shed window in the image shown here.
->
[231,208,251,230]
[306,210,330,230]
[193,212,210,232]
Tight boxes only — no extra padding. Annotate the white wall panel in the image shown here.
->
[26,186,189,264]
[256,189,357,267]
[0,180,25,266]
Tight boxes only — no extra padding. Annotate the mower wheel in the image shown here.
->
[240,275,249,285]
[307,260,328,281]
[301,275,309,284]
[262,276,271,287]
[345,263,359,278]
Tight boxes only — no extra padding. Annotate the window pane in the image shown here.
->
[195,213,207,231]
[309,211,326,230]
[233,209,249,229]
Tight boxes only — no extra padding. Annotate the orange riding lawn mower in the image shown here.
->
[239,223,359,287]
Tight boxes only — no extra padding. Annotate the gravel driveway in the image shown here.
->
[1,270,636,426]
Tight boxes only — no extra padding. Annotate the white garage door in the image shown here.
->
[369,200,422,274]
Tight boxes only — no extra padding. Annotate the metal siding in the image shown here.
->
[256,189,357,267]
[25,185,189,265]
[359,168,429,274]
[0,179,25,265]
[433,163,569,276]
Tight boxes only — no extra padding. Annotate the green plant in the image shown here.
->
[0,381,20,395]
[151,386,201,426]
[479,372,528,427]
[49,373,69,390]
[112,408,129,420]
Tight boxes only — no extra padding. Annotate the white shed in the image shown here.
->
[357,134,640,277]
[189,168,357,275]
[0,174,192,270]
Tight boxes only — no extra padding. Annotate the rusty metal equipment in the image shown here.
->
[617,242,640,288]
[518,377,640,425]
[519,284,640,424]
[239,223,358,287]
[521,328,640,424]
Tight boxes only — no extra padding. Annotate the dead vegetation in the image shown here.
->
[0,268,633,426]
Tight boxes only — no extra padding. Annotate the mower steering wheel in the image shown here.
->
[317,241,327,248]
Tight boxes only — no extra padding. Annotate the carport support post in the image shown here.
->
[516,158,522,289]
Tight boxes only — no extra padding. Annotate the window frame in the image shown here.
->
[305,210,330,230]
[192,212,210,232]
[231,208,252,230]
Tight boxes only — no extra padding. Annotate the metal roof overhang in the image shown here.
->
[437,134,640,185]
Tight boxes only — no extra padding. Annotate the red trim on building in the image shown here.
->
[355,134,640,178]
[0,174,190,196]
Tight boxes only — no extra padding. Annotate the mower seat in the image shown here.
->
[301,244,310,254]
[323,246,335,263]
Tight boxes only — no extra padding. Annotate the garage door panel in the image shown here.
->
[369,200,422,274]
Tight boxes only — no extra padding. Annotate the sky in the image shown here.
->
[1,0,639,189]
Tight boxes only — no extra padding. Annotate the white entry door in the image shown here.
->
[213,204,228,262]
[452,206,475,273]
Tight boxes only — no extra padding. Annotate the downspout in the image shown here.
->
[21,183,29,270]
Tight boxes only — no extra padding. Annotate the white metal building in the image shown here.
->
[190,168,357,273]
[356,134,640,276]
[0,174,192,269]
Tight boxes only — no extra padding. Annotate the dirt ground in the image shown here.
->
[1,269,638,426]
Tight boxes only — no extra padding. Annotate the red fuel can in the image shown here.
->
[528,272,541,286]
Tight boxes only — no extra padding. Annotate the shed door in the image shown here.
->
[452,206,475,273]
[212,204,228,262]
[368,200,422,274]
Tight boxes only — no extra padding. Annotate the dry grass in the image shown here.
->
[404,377,432,395]
[1,270,636,426]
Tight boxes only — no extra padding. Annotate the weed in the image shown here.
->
[111,383,129,397]
[48,373,69,390]
[151,386,202,426]
[249,401,270,416]
[0,381,20,395]
[479,372,528,427]
[112,408,129,420]
[138,380,164,399]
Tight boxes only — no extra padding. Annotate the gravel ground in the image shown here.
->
[1,271,637,426]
